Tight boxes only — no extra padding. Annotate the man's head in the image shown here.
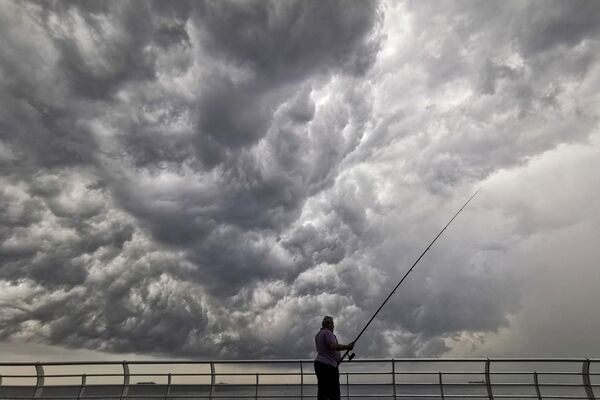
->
[322,316,334,331]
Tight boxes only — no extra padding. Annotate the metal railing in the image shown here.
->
[0,358,598,399]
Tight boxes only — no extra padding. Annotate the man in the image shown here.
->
[314,316,354,400]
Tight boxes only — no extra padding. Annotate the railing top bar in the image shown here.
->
[0,357,598,366]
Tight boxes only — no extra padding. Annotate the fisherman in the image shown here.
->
[314,316,354,400]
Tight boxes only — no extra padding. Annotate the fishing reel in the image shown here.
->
[348,352,356,361]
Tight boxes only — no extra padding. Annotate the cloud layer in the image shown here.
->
[1,0,599,359]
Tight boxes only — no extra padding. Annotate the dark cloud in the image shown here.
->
[187,0,380,166]
[193,0,378,80]
[1,0,599,361]
[516,1,600,55]
[39,1,159,100]
[0,171,134,288]
[0,0,382,358]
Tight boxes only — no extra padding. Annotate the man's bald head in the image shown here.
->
[322,316,334,330]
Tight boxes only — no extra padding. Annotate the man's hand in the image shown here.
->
[346,341,355,350]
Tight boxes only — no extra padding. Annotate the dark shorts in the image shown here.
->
[314,360,340,400]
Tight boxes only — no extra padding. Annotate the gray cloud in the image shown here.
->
[1,0,599,361]
[194,1,377,79]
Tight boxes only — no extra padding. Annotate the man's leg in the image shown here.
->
[321,363,340,400]
[332,366,340,400]
[314,361,327,400]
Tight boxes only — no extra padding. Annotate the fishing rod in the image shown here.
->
[338,188,481,365]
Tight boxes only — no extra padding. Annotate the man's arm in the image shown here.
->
[324,331,355,351]
[329,342,354,351]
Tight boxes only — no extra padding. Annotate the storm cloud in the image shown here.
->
[1,0,599,360]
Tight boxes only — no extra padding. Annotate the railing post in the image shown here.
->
[346,372,349,400]
[439,371,445,400]
[77,374,86,400]
[209,362,215,400]
[164,373,171,400]
[120,361,130,400]
[485,359,493,400]
[300,361,304,400]
[392,359,397,400]
[33,362,44,399]
[255,373,259,400]
[533,371,541,400]
[583,359,595,400]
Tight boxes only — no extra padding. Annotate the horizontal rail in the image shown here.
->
[8,371,600,378]
[2,358,600,366]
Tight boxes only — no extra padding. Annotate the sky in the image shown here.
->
[0,0,599,363]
